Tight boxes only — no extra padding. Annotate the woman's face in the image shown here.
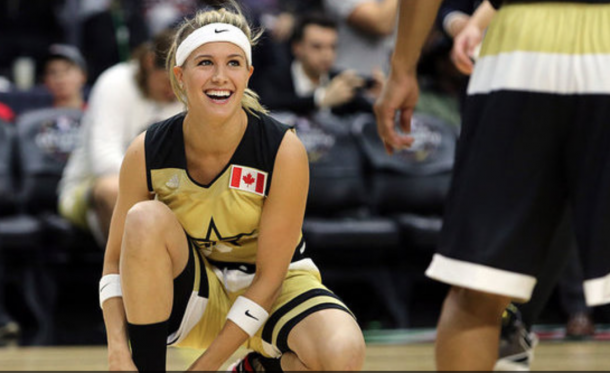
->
[174,41,253,119]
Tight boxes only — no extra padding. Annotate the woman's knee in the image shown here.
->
[315,329,366,371]
[446,286,512,319]
[122,201,188,276]
[295,312,366,371]
[123,200,173,252]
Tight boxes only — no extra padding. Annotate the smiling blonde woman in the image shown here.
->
[99,1,365,372]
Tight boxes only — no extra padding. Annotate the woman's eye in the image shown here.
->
[198,60,212,66]
[228,60,241,67]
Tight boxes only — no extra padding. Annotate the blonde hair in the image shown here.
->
[167,2,268,115]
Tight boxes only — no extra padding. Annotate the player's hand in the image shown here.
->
[373,70,417,154]
[451,22,483,75]
[108,350,138,371]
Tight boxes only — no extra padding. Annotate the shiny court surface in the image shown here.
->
[0,341,609,370]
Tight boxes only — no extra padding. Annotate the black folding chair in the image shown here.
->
[278,112,408,328]
[0,108,84,345]
[355,112,459,325]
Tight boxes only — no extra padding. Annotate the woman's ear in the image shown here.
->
[173,65,184,87]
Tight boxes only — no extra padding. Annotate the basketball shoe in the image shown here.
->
[228,352,282,372]
[494,304,538,371]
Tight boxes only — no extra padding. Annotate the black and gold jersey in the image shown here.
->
[144,111,305,267]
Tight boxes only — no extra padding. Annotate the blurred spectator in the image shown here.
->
[42,45,87,110]
[258,13,382,117]
[142,0,201,35]
[242,0,324,93]
[415,32,462,127]
[323,0,397,76]
[79,0,149,84]
[57,29,182,247]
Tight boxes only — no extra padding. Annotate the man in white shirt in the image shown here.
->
[58,29,183,246]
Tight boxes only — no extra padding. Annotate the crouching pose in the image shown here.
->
[99,2,365,372]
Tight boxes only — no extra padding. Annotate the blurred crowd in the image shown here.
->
[0,0,461,122]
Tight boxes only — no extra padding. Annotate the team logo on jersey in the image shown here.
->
[165,174,180,189]
[229,165,267,196]
[190,217,257,256]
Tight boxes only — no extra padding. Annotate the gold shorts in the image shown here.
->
[168,242,353,357]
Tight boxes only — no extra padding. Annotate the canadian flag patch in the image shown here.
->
[229,165,267,196]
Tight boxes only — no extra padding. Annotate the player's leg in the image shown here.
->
[281,308,365,371]
[232,271,364,372]
[436,287,511,370]
[496,210,573,371]
[428,4,584,370]
[120,200,191,371]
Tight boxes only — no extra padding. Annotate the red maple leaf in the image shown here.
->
[243,173,255,185]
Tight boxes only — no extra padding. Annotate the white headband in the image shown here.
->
[175,23,252,66]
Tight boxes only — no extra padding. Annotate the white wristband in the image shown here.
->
[226,296,269,337]
[99,274,122,310]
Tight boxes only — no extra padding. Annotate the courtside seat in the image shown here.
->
[0,108,85,345]
[0,121,17,216]
[276,111,407,328]
[303,217,400,264]
[394,213,443,252]
[355,113,457,253]
[1,108,85,248]
[355,113,458,326]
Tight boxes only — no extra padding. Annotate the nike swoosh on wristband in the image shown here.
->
[215,29,229,33]
[245,310,259,321]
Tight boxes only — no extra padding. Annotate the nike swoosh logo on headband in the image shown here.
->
[215,29,229,33]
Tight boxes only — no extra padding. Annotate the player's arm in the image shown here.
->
[187,130,309,371]
[347,0,399,36]
[374,0,443,154]
[100,133,153,370]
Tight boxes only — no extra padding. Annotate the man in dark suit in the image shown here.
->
[258,13,383,117]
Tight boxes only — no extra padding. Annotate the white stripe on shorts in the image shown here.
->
[468,52,610,95]
[425,254,537,301]
[167,291,208,346]
[583,274,610,307]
